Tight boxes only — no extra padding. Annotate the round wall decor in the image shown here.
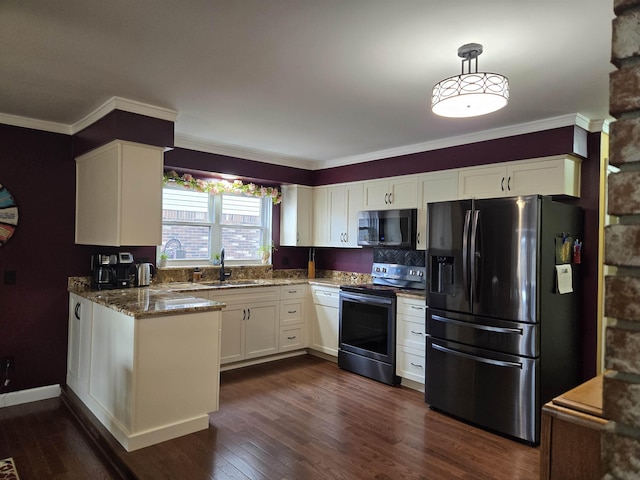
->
[0,183,19,246]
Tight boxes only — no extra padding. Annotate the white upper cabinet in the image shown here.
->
[458,155,582,200]
[416,170,459,251]
[362,175,418,210]
[75,140,164,246]
[280,184,313,246]
[328,182,363,247]
[313,186,329,247]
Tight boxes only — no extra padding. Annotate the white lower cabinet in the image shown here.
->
[69,298,222,452]
[310,284,340,356]
[211,287,280,364]
[279,285,307,352]
[396,296,427,385]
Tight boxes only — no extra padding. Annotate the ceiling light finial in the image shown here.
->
[431,43,509,118]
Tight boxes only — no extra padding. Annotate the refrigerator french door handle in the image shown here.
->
[470,210,480,304]
[431,343,522,369]
[462,210,471,303]
[430,314,523,335]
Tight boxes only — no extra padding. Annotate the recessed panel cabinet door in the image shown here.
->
[244,301,280,359]
[219,305,246,364]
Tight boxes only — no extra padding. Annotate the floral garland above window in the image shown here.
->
[163,170,282,205]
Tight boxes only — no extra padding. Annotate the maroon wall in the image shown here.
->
[0,125,89,391]
[313,126,586,185]
[0,122,167,394]
[73,110,175,157]
[165,147,314,186]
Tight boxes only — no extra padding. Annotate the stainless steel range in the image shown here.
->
[338,262,426,385]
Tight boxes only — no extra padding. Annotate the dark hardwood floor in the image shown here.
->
[0,355,540,479]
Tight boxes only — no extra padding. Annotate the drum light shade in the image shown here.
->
[432,43,509,118]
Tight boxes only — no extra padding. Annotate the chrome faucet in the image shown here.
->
[219,248,231,282]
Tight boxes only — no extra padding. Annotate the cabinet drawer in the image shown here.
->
[397,316,426,352]
[397,345,425,384]
[281,300,304,325]
[312,286,340,308]
[397,297,426,318]
[280,285,307,300]
[279,325,306,352]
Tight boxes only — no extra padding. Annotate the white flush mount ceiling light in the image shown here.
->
[432,43,509,118]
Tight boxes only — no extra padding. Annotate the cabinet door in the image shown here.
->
[458,165,507,199]
[417,171,458,250]
[328,185,347,246]
[219,304,246,364]
[67,294,93,397]
[313,187,329,246]
[362,179,390,209]
[508,157,581,197]
[388,176,418,209]
[311,303,339,356]
[280,185,313,246]
[244,301,280,359]
[344,183,363,247]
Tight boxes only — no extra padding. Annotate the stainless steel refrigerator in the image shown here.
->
[425,195,583,444]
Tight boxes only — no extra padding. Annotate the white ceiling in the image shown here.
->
[0,1,614,169]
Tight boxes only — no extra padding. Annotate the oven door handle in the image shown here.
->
[339,291,394,307]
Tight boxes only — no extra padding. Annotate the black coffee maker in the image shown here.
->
[91,252,135,289]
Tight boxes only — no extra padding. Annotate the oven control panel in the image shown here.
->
[372,263,425,282]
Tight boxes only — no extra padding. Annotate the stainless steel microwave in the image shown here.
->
[357,209,417,248]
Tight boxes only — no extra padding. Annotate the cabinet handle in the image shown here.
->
[388,192,393,204]
[410,305,424,311]
[417,231,420,244]
[410,363,424,369]
[410,330,424,336]
[288,310,297,314]
[287,336,297,340]
[501,177,505,191]
[384,193,389,204]
[243,309,246,320]
[507,176,511,191]
[287,290,297,294]
[247,308,251,320]
[74,302,81,320]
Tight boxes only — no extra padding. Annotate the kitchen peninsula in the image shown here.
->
[66,286,225,452]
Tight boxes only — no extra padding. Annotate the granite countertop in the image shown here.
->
[73,288,225,319]
[69,276,425,318]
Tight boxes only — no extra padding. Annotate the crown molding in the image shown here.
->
[70,96,178,134]
[317,113,606,170]
[0,113,71,134]
[0,97,178,136]
[173,133,313,170]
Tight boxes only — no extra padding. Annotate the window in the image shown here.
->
[161,186,272,265]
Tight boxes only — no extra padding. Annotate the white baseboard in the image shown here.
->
[0,384,61,408]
